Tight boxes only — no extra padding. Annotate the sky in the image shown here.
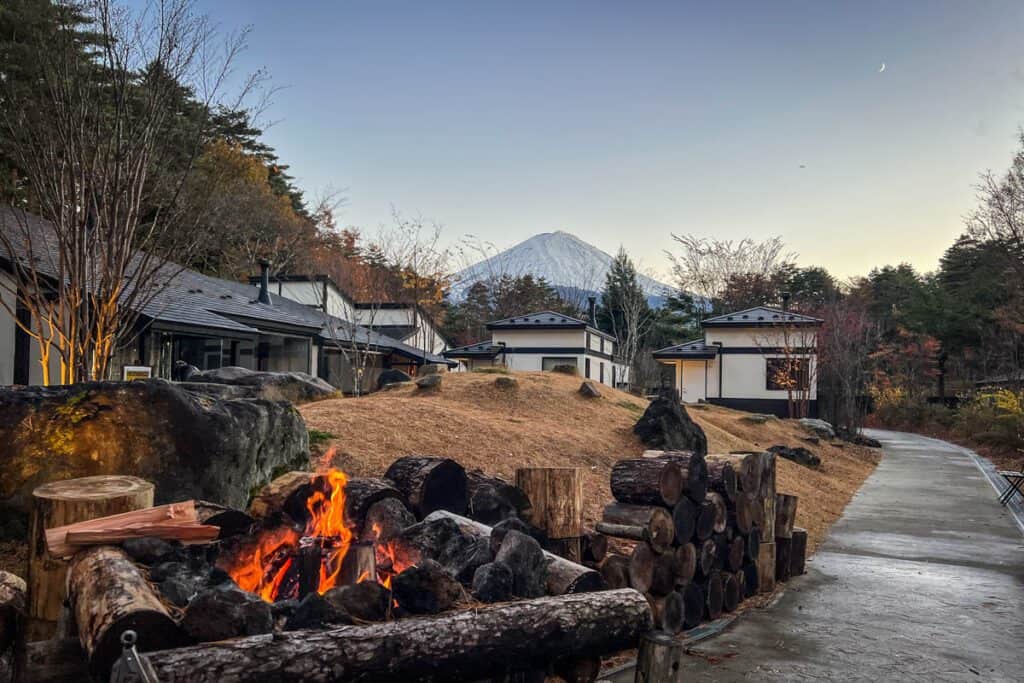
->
[173,1,1024,282]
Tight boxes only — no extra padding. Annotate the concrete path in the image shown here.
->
[664,430,1024,682]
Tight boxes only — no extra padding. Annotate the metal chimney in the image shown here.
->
[257,259,272,305]
[587,296,597,325]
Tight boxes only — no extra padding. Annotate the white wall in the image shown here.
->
[492,328,585,349]
[275,280,354,321]
[0,271,15,384]
[353,306,448,356]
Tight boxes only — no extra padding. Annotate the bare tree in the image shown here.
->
[967,131,1024,278]
[817,297,877,434]
[0,0,259,383]
[666,235,794,312]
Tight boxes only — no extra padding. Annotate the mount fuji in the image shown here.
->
[451,231,673,307]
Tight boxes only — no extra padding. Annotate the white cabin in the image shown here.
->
[653,306,822,417]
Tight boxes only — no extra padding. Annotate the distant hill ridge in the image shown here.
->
[451,231,673,307]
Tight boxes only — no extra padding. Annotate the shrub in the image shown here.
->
[550,364,579,376]
[870,385,953,429]
[954,389,1024,451]
[473,367,509,375]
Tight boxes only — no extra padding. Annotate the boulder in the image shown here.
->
[419,364,448,376]
[493,376,518,390]
[768,445,821,469]
[415,374,443,390]
[578,381,602,398]
[740,413,776,424]
[850,433,882,448]
[188,366,336,404]
[0,379,310,515]
[801,436,821,446]
[633,397,708,456]
[472,562,514,603]
[181,583,273,642]
[284,591,352,631]
[377,369,412,390]
[798,418,836,440]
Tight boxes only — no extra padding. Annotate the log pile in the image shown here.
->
[595,450,799,633]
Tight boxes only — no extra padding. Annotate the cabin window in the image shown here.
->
[766,358,810,391]
[599,363,605,383]
[542,357,577,372]
[585,358,591,377]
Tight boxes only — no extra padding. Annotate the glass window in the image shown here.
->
[542,357,577,371]
[173,336,223,371]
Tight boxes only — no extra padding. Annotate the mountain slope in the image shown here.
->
[451,231,673,304]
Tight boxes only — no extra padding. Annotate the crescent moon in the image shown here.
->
[878,62,886,73]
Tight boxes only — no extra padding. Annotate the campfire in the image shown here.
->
[219,469,408,603]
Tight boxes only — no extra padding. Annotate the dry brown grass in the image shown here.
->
[301,371,879,553]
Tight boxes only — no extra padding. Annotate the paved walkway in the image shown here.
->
[665,430,1024,682]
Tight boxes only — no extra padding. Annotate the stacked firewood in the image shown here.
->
[593,450,805,633]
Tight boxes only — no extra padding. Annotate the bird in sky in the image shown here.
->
[799,164,806,169]
[878,62,886,73]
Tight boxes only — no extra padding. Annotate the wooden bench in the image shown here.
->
[997,462,1024,505]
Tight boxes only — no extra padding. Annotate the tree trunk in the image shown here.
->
[790,527,808,577]
[514,467,583,539]
[652,452,707,503]
[774,494,798,540]
[600,504,674,554]
[29,475,153,636]
[343,477,405,532]
[424,511,605,595]
[705,458,738,502]
[141,590,652,683]
[609,459,683,507]
[66,546,183,677]
[385,457,469,519]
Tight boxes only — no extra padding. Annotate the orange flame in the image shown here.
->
[223,525,301,602]
[306,469,353,594]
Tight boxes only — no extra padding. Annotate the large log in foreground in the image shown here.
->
[426,511,605,594]
[66,546,182,676]
[140,589,652,683]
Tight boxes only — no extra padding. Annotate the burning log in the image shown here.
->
[671,497,697,545]
[704,492,727,535]
[343,478,405,531]
[139,589,652,682]
[598,503,674,553]
[790,527,808,576]
[338,541,377,585]
[609,459,683,507]
[426,511,605,595]
[705,457,738,502]
[649,591,685,634]
[649,452,708,503]
[775,493,798,540]
[359,498,416,558]
[248,471,314,519]
[514,467,583,539]
[30,475,154,633]
[385,456,469,518]
[627,542,656,593]
[598,555,630,589]
[66,546,183,677]
[465,470,531,525]
[195,501,254,538]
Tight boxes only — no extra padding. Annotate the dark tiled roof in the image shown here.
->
[652,339,719,360]
[701,306,822,327]
[364,324,416,341]
[486,310,615,340]
[0,207,452,365]
[443,341,505,359]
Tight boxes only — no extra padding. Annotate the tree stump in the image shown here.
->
[28,475,154,636]
[757,541,776,594]
[775,537,793,583]
[790,527,808,576]
[774,493,798,540]
[634,630,684,683]
[514,467,583,539]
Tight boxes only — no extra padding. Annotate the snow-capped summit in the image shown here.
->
[451,231,672,305]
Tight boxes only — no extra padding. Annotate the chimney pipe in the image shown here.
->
[587,295,597,325]
[257,259,272,305]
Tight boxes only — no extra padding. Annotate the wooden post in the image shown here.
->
[28,475,154,638]
[774,494,798,540]
[757,541,776,594]
[514,467,583,539]
[634,630,683,683]
[790,527,808,576]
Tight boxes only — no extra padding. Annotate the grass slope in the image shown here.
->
[301,371,879,553]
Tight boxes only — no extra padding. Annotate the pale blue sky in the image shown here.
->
[180,1,1024,280]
